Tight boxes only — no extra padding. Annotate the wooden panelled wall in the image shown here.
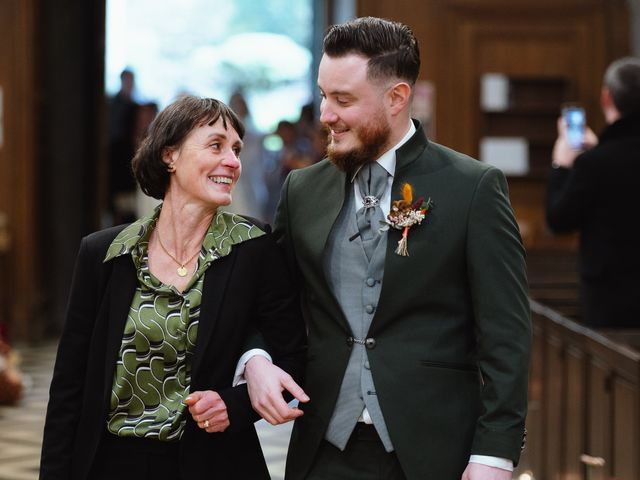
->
[0,0,105,341]
[0,0,38,341]
[358,0,630,250]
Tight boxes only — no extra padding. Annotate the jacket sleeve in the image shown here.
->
[466,167,531,464]
[273,171,300,282]
[546,155,597,233]
[40,237,103,479]
[218,230,306,431]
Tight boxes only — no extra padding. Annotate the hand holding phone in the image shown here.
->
[562,105,586,150]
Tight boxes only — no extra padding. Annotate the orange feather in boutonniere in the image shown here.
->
[380,182,432,256]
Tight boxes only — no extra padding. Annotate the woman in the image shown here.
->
[40,96,306,479]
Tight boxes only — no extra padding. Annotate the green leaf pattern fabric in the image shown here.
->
[103,206,264,440]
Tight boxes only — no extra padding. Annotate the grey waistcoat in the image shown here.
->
[323,186,394,452]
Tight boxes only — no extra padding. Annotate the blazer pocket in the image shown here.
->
[419,360,478,373]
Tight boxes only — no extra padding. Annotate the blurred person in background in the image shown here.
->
[107,69,139,224]
[40,95,307,480]
[264,120,317,221]
[227,90,269,220]
[546,57,640,328]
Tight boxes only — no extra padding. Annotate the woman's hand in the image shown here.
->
[184,390,230,433]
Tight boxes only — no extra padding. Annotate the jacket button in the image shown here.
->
[365,338,376,349]
[366,277,375,287]
[346,336,354,347]
[365,304,375,314]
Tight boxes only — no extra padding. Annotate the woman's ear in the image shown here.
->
[387,82,412,116]
[163,147,178,173]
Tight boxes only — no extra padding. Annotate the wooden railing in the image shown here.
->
[515,300,640,480]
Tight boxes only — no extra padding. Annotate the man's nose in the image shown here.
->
[319,102,337,125]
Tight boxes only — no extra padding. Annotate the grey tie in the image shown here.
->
[355,162,388,260]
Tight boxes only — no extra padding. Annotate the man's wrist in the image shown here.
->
[468,455,513,472]
[232,349,272,386]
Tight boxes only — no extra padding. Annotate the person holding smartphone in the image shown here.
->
[546,57,640,328]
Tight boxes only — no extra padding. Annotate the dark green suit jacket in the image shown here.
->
[274,123,531,480]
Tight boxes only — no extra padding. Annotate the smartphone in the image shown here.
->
[562,105,586,150]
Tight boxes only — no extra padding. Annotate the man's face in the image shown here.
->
[318,53,392,172]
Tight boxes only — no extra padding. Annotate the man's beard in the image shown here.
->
[326,118,391,174]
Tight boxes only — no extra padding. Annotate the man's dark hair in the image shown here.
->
[604,56,640,117]
[132,95,244,199]
[323,16,420,86]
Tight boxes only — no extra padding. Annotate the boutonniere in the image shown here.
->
[380,183,432,256]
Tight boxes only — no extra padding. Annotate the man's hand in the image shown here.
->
[461,463,512,480]
[552,117,598,169]
[184,390,230,433]
[244,355,310,425]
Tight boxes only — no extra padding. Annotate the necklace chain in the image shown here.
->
[155,229,201,277]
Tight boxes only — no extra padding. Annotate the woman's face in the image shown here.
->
[166,118,242,210]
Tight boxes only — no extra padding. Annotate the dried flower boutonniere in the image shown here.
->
[381,183,432,256]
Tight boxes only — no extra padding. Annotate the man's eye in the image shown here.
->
[210,143,220,150]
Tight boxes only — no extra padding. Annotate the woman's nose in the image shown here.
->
[223,150,241,170]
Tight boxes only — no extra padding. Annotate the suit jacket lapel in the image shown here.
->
[304,165,352,332]
[371,122,431,334]
[190,249,238,379]
[304,165,348,264]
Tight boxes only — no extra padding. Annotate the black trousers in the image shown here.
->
[306,423,406,480]
[89,431,181,480]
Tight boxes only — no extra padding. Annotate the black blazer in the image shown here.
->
[547,114,640,327]
[40,222,306,479]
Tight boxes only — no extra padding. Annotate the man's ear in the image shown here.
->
[601,86,614,110]
[601,86,622,124]
[387,82,412,116]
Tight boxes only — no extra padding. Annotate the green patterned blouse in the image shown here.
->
[103,206,264,441]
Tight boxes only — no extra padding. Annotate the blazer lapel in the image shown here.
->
[103,255,137,397]
[190,248,238,379]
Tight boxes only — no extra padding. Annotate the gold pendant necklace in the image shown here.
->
[156,229,201,277]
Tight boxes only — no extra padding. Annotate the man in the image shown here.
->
[107,69,138,223]
[547,57,640,328]
[245,17,530,479]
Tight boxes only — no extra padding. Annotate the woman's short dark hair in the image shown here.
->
[132,95,245,199]
[323,16,420,86]
[604,56,640,117]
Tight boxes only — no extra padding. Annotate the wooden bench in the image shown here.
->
[516,300,640,480]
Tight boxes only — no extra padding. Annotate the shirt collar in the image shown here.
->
[104,205,265,263]
[351,120,416,183]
